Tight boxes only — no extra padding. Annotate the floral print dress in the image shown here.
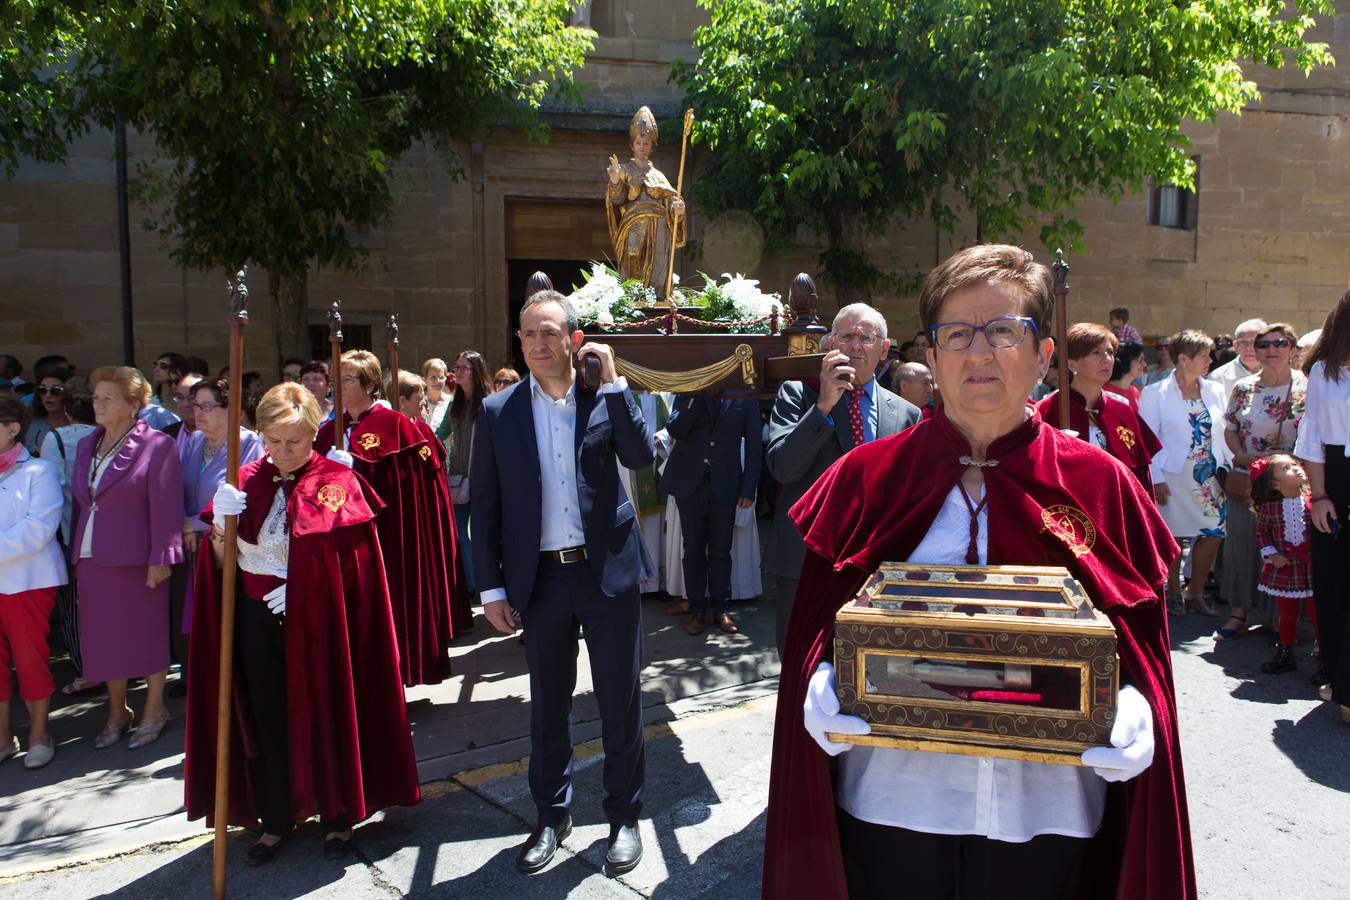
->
[1224,372,1307,459]
[1159,399,1227,538]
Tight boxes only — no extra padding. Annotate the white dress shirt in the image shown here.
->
[1293,362,1350,464]
[479,374,630,606]
[837,485,1108,842]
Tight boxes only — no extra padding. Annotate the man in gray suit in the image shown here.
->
[765,303,922,655]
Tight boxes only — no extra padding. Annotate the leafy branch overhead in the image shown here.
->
[674,0,1334,296]
[80,0,594,277]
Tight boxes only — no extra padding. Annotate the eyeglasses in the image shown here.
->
[930,317,1038,352]
[35,386,65,396]
[1254,338,1291,350]
[191,402,224,414]
[154,361,172,370]
[451,364,474,373]
[833,331,883,348]
[494,379,516,387]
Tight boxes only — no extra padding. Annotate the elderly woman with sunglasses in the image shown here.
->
[1218,324,1307,643]
[764,245,1193,900]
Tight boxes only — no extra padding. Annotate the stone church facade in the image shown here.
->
[2,1,1347,376]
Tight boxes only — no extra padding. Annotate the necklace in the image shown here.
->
[88,424,133,507]
[200,438,226,470]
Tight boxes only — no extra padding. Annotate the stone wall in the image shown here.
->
[1,1,1346,379]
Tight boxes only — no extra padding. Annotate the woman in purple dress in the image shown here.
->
[178,375,264,639]
[71,367,183,750]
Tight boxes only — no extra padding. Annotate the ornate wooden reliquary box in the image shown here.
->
[829,564,1118,765]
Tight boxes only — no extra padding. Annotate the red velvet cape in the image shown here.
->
[184,453,420,828]
[1038,388,1163,491]
[317,404,466,685]
[762,408,1195,900]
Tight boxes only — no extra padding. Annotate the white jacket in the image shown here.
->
[1139,373,1234,482]
[0,448,68,594]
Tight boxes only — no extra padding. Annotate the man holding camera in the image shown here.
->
[470,290,655,877]
[765,303,922,655]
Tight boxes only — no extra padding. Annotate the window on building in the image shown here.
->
[1146,158,1199,231]
[308,323,373,362]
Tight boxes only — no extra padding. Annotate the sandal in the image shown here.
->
[1,736,19,764]
[1213,614,1248,641]
[1165,592,1186,617]
[62,677,103,696]
[1184,593,1218,617]
[127,713,173,750]
[93,716,134,750]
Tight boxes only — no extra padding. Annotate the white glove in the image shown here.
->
[263,584,287,617]
[326,448,354,468]
[211,483,247,529]
[1081,685,1154,782]
[803,662,870,756]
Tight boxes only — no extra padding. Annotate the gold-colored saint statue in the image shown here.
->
[606,106,687,300]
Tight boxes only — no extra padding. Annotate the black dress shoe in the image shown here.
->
[516,816,571,874]
[323,835,353,860]
[245,834,290,866]
[605,822,642,876]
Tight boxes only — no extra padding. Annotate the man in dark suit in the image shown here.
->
[471,290,654,877]
[660,394,762,635]
[766,303,922,656]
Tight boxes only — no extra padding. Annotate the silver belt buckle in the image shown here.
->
[559,546,586,564]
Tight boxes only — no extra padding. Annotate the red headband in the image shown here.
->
[1249,457,1271,482]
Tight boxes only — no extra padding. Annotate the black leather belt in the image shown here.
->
[542,546,587,565]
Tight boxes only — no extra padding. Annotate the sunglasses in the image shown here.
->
[1254,338,1291,350]
[36,386,65,396]
[494,379,515,387]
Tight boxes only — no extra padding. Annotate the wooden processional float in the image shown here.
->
[525,270,829,398]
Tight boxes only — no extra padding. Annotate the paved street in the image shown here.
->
[2,593,1349,898]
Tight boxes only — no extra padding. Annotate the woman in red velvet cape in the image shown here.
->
[1039,323,1162,492]
[317,349,464,686]
[184,452,419,834]
[763,247,1195,900]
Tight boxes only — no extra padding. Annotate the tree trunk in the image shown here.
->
[823,214,873,311]
[269,267,309,373]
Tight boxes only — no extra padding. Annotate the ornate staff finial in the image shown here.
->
[525,271,554,300]
[789,273,820,325]
[327,299,343,341]
[1052,248,1069,295]
[227,267,249,323]
[386,313,399,346]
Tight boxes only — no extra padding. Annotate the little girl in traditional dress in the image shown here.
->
[1250,453,1319,675]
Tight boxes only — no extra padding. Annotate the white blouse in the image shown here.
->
[1294,362,1350,464]
[236,488,289,579]
[836,485,1108,842]
[78,452,117,560]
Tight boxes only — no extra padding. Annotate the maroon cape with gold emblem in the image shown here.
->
[317,404,468,685]
[184,453,419,827]
[1038,388,1163,491]
[763,408,1196,900]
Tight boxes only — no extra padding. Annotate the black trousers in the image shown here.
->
[836,808,1086,900]
[236,593,350,836]
[1312,446,1350,705]
[169,554,192,670]
[522,557,644,828]
[674,476,737,615]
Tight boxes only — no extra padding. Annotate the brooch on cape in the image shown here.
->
[1040,505,1097,558]
[419,445,432,462]
[1115,426,1136,450]
[358,432,381,451]
[958,455,1000,468]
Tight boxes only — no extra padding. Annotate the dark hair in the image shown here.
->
[300,360,330,381]
[1111,342,1146,381]
[898,341,915,355]
[451,350,494,423]
[1304,291,1350,382]
[0,394,31,440]
[1109,307,1130,322]
[184,356,211,376]
[33,355,71,380]
[918,244,1053,338]
[1249,453,1298,508]
[519,290,580,332]
[191,373,231,406]
[282,356,305,368]
[0,355,21,379]
[63,376,95,424]
[1067,323,1118,360]
[242,371,262,389]
[32,367,76,422]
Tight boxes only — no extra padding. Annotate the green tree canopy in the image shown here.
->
[674,0,1334,302]
[4,0,592,360]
